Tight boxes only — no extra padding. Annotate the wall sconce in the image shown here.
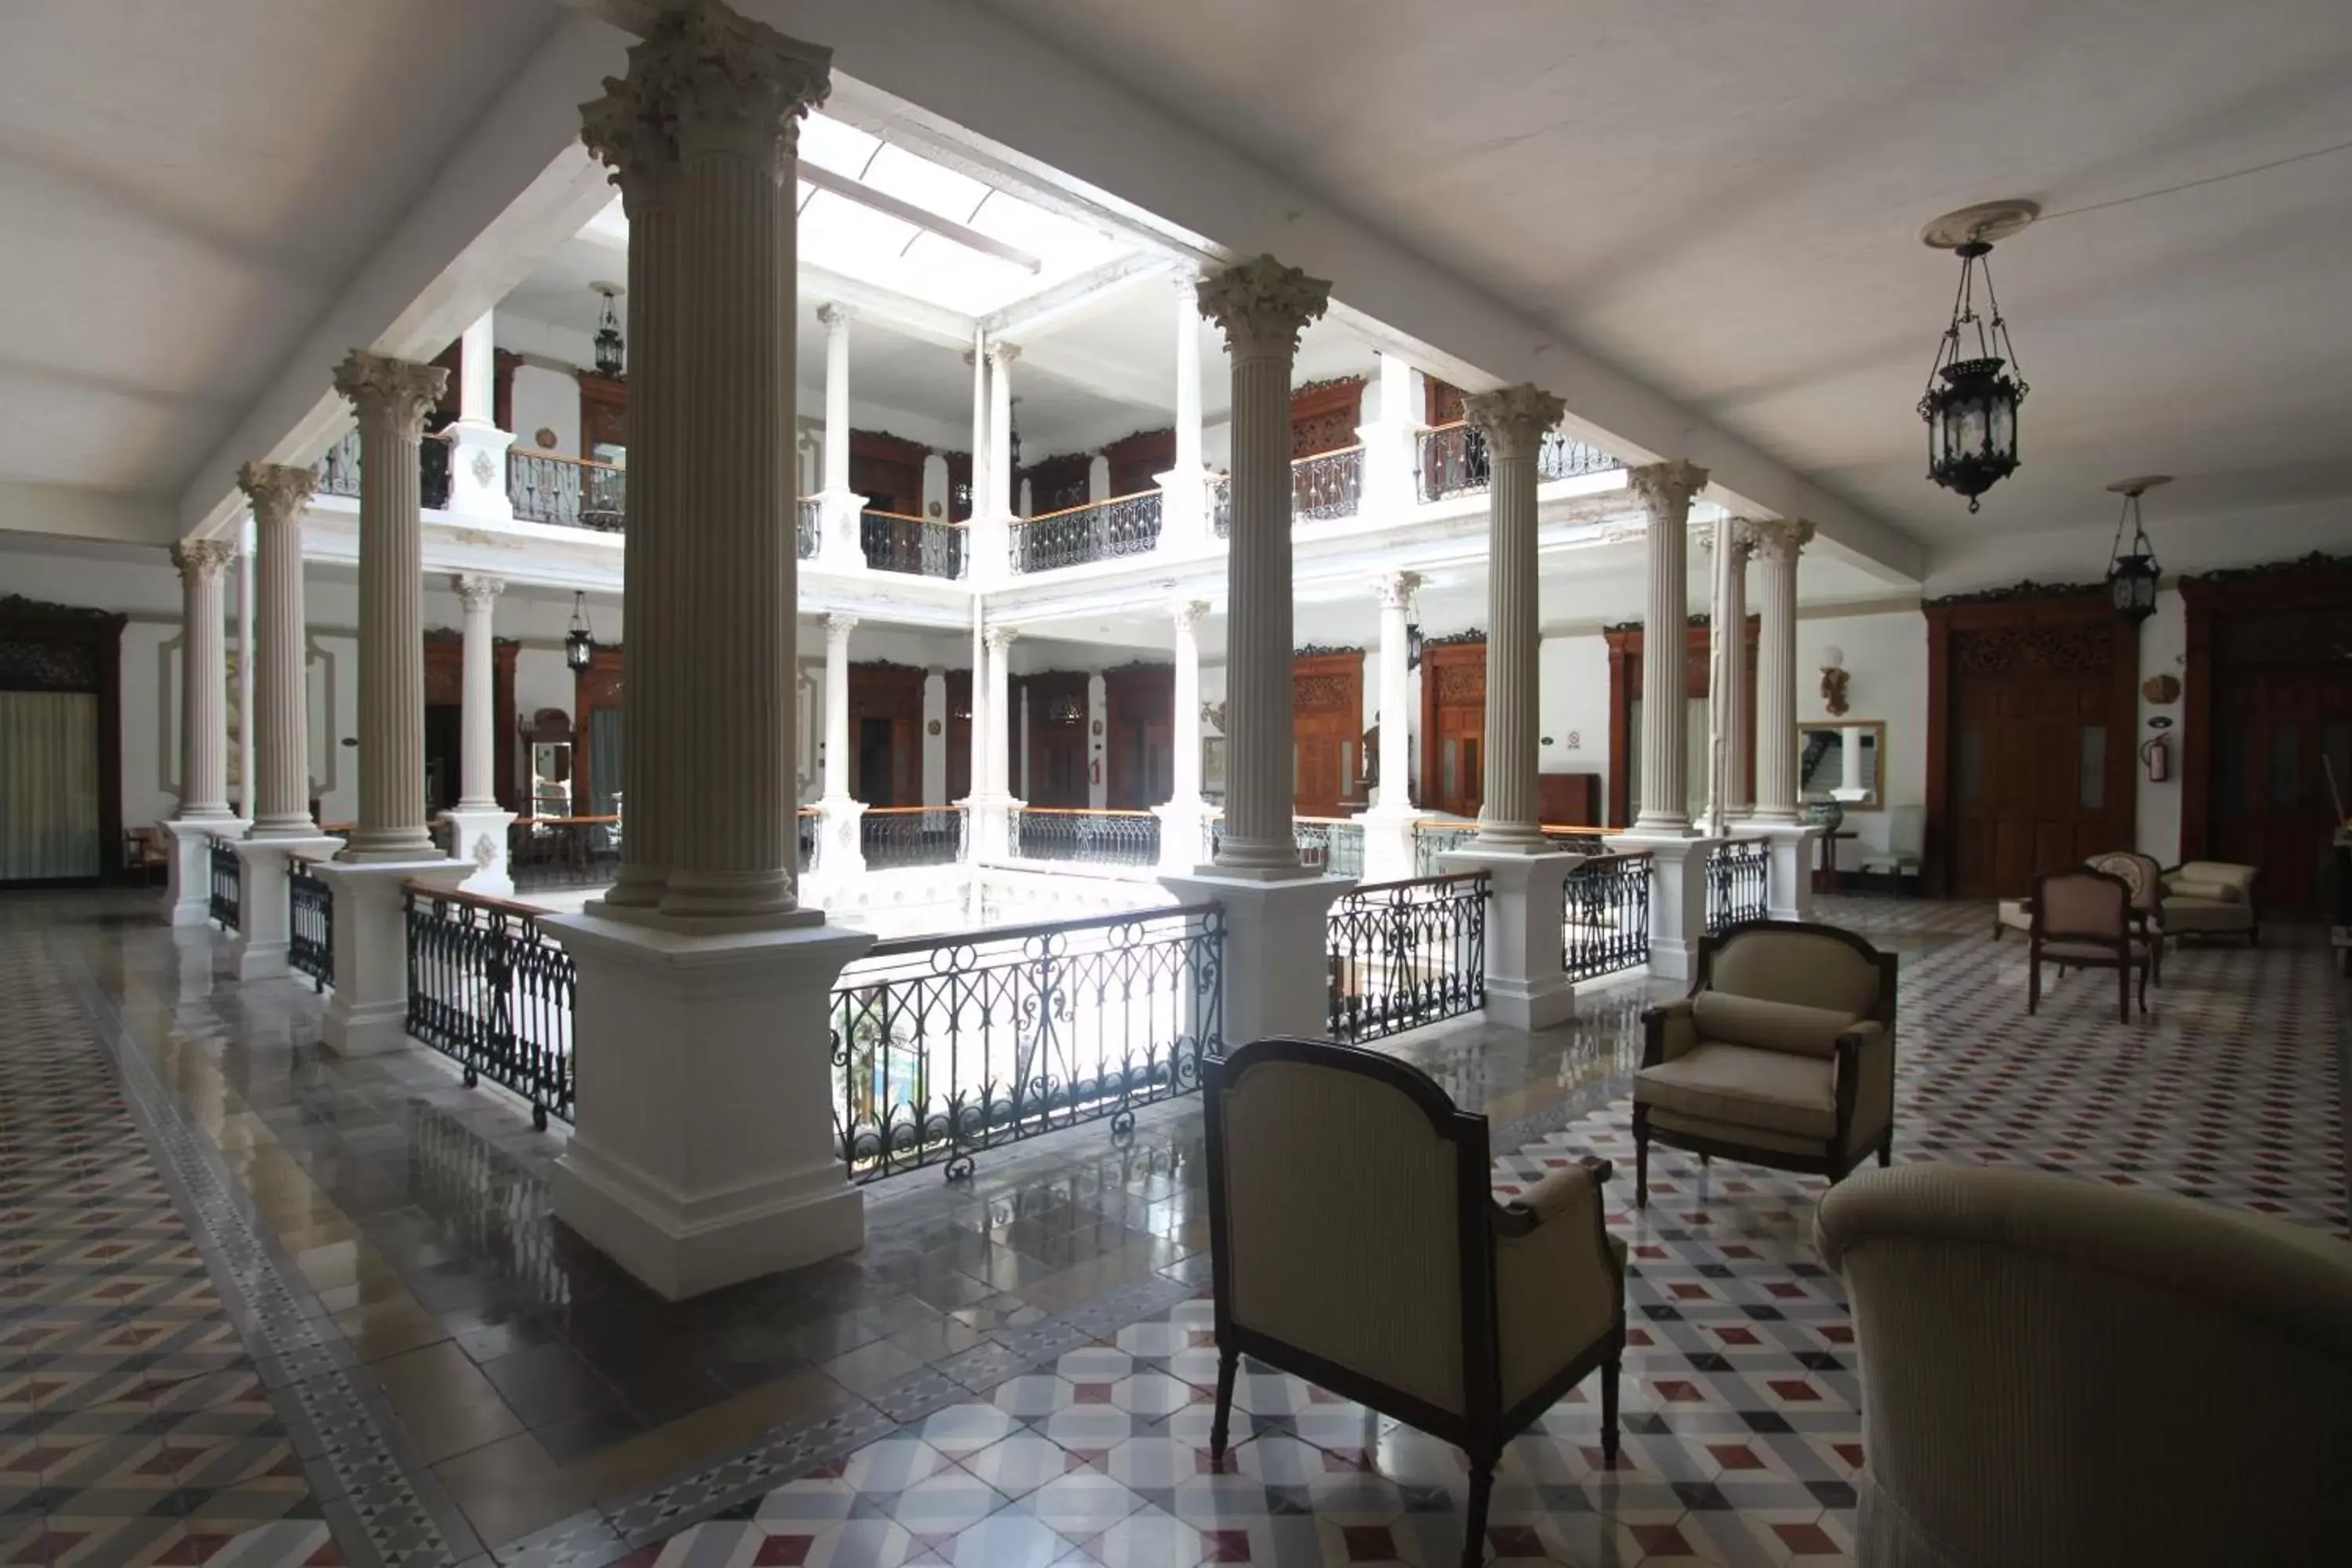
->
[1820,645,1850,717]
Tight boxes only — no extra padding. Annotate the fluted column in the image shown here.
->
[1361,569,1424,883]
[1750,518,1815,822]
[172,539,239,820]
[452,575,504,809]
[815,303,863,568]
[1705,520,1759,832]
[238,463,319,836]
[1464,385,1564,851]
[985,624,1018,796]
[329,351,445,862]
[822,615,856,800]
[1156,597,1210,872]
[1628,460,1708,834]
[983,340,1020,575]
[1197,255,1331,878]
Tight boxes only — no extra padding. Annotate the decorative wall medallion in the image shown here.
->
[927,500,942,517]
[535,427,558,450]
[1091,719,1102,736]
[927,718,942,735]
[471,834,495,869]
[2141,673,2181,704]
[470,449,495,487]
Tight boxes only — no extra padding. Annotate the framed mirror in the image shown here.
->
[1798,720,1886,809]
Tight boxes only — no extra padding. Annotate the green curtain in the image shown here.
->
[0,691,100,880]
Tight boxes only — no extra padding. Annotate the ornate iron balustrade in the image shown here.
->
[315,428,456,509]
[1538,429,1619,482]
[797,496,819,560]
[289,855,333,991]
[508,816,621,891]
[1292,817,1364,876]
[1009,808,1160,867]
[799,806,820,873]
[831,903,1225,1182]
[1414,822,1479,876]
[1009,491,1164,573]
[1543,824,1610,855]
[1705,836,1772,935]
[1416,422,1617,503]
[208,837,241,932]
[1292,445,1362,521]
[1327,873,1488,1043]
[404,883,576,1130]
[1210,474,1232,538]
[1564,851,1651,981]
[317,430,362,498]
[861,510,966,579]
[506,451,624,532]
[862,807,965,869]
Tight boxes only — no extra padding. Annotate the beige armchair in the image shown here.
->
[2161,858,2261,944]
[1817,1163,2352,1566]
[1204,1037,1625,1568]
[1633,920,1898,1207]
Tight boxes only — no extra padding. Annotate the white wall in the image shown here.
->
[1538,633,1610,818]
[2134,587,2187,866]
[508,363,580,459]
[1796,606,1927,869]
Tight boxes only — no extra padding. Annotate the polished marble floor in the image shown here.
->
[2,890,2342,1566]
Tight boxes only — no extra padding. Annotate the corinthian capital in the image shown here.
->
[1748,517,1816,563]
[1195,255,1332,361]
[1627,459,1710,528]
[985,339,1022,368]
[236,461,318,526]
[332,351,448,438]
[639,0,829,159]
[579,67,679,201]
[1374,570,1422,610]
[984,623,1020,651]
[451,573,507,612]
[170,539,238,580]
[1461,384,1566,461]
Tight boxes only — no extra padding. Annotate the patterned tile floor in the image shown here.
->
[1,891,2343,1566]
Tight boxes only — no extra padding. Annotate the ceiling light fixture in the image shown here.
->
[591,282,626,379]
[1918,201,2036,513]
[2103,476,2169,626]
[565,592,597,671]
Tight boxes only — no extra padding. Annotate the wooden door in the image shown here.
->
[848,430,926,514]
[1422,640,1485,818]
[2208,645,2352,914]
[848,662,925,807]
[1104,662,1173,809]
[1021,671,1090,808]
[1292,652,1363,817]
[579,372,627,459]
[946,669,972,799]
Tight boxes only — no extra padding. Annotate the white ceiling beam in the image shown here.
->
[980,254,1174,343]
[0,484,175,549]
[793,263,975,350]
[797,163,1040,272]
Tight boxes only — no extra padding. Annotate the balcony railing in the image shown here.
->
[1416,421,1620,503]
[314,428,452,508]
[1009,807,1160,867]
[1210,473,1232,538]
[797,496,819,560]
[209,837,241,933]
[289,855,333,991]
[404,882,577,1131]
[1291,816,1364,876]
[830,904,1225,1182]
[860,807,965,869]
[1010,490,1163,573]
[508,451,624,532]
[1292,445,1362,521]
[317,430,363,499]
[862,510,965,579]
[1564,851,1651,981]
[798,805,820,873]
[508,816,621,891]
[1327,873,1488,1044]
[1414,818,1609,873]
[1705,836,1772,935]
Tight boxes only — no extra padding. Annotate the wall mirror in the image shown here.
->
[1798,720,1885,809]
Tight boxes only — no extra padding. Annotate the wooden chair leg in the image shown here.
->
[1634,1124,1650,1210]
[2118,960,2130,1025]
[1461,1453,1497,1568]
[1878,1128,1893,1167]
[2027,953,2041,1014]
[1209,1348,1239,1461]
[2136,954,2149,1018]
[1602,1357,1621,1464]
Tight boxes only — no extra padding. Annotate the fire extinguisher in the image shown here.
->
[2140,732,2170,782]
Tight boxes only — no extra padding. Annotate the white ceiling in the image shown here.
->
[973,0,2352,566]
[0,0,562,498]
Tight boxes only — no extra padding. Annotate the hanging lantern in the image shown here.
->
[564,592,597,671]
[1918,202,2036,513]
[591,282,626,379]
[2103,476,2169,625]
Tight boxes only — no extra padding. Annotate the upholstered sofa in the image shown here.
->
[2160,859,2261,943]
[1817,1163,2352,1566]
[1632,922,1898,1207]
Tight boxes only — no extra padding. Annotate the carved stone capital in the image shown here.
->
[1461,384,1566,461]
[1700,516,1765,561]
[236,461,318,526]
[985,339,1022,368]
[1628,459,1710,528]
[332,351,448,438]
[579,68,680,203]
[823,612,859,642]
[984,623,1020,650]
[1170,597,1211,631]
[1195,255,1332,361]
[635,0,829,162]
[1374,570,1423,610]
[1748,517,1816,563]
[169,539,238,580]
[452,573,507,612]
[817,301,855,332]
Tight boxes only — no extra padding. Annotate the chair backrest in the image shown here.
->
[2084,851,2160,913]
[1703,921,1888,1021]
[1886,804,1926,855]
[1817,1164,2352,1565]
[2033,867,2129,941]
[1203,1038,1484,1418]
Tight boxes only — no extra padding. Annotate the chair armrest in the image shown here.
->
[1495,1156,1613,1235]
[1492,1159,1624,1408]
[1641,1000,1697,1069]
[1835,1020,1894,1155]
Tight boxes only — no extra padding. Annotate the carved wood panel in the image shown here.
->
[1293,652,1363,817]
[1422,640,1486,818]
[1290,379,1364,459]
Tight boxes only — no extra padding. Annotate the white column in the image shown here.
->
[1361,569,1424,882]
[976,340,1019,584]
[236,524,255,818]
[1165,255,1350,1047]
[921,667,946,805]
[163,538,242,926]
[967,622,1019,861]
[546,5,868,1303]
[815,612,866,877]
[443,309,516,523]
[1705,519,1758,833]
[1353,350,1420,521]
[815,303,864,568]
[987,625,1018,796]
[1465,385,1563,853]
[1156,267,1207,549]
[444,573,516,898]
[1748,517,1820,920]
[1156,598,1210,872]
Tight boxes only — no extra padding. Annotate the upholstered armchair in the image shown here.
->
[1203,1037,1625,1568]
[2083,851,2166,982]
[2029,866,2150,1022]
[1817,1163,2352,1566]
[1633,921,1898,1207]
[2161,859,2261,944]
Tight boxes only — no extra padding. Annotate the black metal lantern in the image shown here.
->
[591,282,625,379]
[564,592,596,671]
[2103,476,2169,625]
[1918,203,2036,513]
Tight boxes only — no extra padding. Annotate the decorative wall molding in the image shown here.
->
[1421,628,1486,648]
[1922,579,2103,608]
[2178,550,2352,586]
[1293,642,1365,658]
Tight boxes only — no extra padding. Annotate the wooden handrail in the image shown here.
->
[1349,870,1491,895]
[402,878,550,920]
[863,804,964,815]
[510,449,624,477]
[860,506,961,527]
[1020,488,1165,524]
[1013,805,1157,818]
[1417,419,1469,436]
[515,814,620,826]
[1292,443,1364,463]
[861,901,1222,960]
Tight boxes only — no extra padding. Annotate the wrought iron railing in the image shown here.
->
[1008,808,1160,867]
[1291,817,1364,876]
[314,429,456,508]
[208,837,241,932]
[798,805,820,874]
[289,855,333,990]
[404,883,576,1131]
[1705,836,1772,935]
[1327,873,1488,1043]
[508,816,622,891]
[861,807,965,869]
[1009,490,1164,572]
[1292,446,1362,521]
[317,430,363,499]
[1537,429,1621,483]
[830,903,1225,1181]
[1414,821,1479,876]
[1210,474,1231,539]
[507,451,624,532]
[1415,422,1618,503]
[1564,851,1651,981]
[797,496,819,560]
[861,510,965,579]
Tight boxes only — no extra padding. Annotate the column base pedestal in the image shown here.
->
[813,797,867,884]
[538,911,876,1300]
[964,793,1020,862]
[229,834,342,980]
[815,488,868,572]
[1746,819,1822,923]
[1359,807,1424,884]
[441,420,516,523]
[441,808,518,899]
[1152,798,1208,874]
[1160,871,1352,1044]
[314,857,467,1055]
[1439,848,1578,1030]
[1604,829,1719,981]
[165,817,246,927]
